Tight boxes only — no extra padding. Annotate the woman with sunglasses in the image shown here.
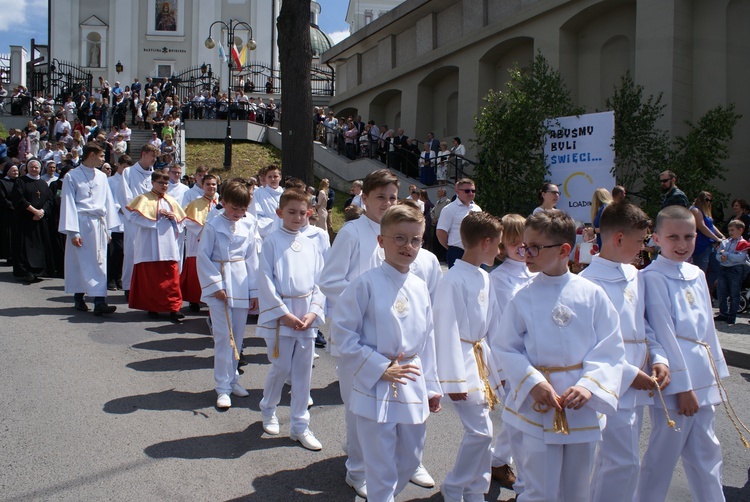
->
[532,183,560,215]
[690,191,725,281]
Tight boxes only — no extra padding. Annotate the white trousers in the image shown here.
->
[206,297,248,395]
[259,336,314,435]
[357,415,426,502]
[443,401,493,502]
[637,405,724,502]
[518,434,595,502]
[493,420,525,495]
[336,357,366,481]
[121,224,134,290]
[590,407,643,502]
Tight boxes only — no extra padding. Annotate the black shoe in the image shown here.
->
[188,302,201,312]
[116,280,123,290]
[147,311,159,319]
[714,314,728,322]
[23,273,38,283]
[727,318,736,326]
[107,281,118,291]
[124,290,130,302]
[314,332,327,348]
[93,303,117,316]
[75,301,90,312]
[169,311,185,323]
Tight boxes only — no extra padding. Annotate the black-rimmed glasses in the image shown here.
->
[381,235,423,248]
[518,243,564,257]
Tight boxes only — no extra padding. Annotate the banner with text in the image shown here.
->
[544,111,615,223]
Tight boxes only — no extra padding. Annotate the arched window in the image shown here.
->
[87,32,102,68]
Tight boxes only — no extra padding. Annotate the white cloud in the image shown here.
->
[327,30,350,45]
[0,0,46,32]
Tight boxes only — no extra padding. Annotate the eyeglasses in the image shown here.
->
[704,198,713,203]
[459,189,476,194]
[518,243,564,257]
[544,190,560,195]
[154,180,169,186]
[381,235,423,248]
[659,178,673,184]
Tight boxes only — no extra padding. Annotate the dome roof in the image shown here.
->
[310,24,333,58]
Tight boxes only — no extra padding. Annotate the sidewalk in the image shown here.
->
[714,308,750,370]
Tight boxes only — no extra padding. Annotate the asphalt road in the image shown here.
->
[1,267,748,501]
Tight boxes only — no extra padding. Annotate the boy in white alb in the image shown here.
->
[495,209,625,501]
[181,165,209,207]
[252,165,283,238]
[488,214,537,493]
[332,204,442,502]
[638,205,734,502]
[434,212,504,502]
[579,202,670,502]
[258,189,326,450]
[197,180,258,409]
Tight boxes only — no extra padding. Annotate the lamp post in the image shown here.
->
[205,19,257,170]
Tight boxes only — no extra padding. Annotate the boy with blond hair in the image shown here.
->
[434,211,504,502]
[333,204,442,501]
[258,189,326,449]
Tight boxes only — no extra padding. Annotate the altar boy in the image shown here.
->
[495,209,624,501]
[257,189,326,450]
[434,211,504,502]
[197,180,259,409]
[579,202,670,502]
[332,204,442,502]
[638,205,731,502]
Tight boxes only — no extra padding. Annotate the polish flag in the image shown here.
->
[231,44,242,69]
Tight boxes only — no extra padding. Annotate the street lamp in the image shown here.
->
[205,19,257,169]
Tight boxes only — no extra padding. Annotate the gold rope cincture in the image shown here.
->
[677,335,750,448]
[531,363,584,435]
[273,290,314,359]
[459,336,500,411]
[635,347,679,432]
[214,258,245,361]
[388,354,418,398]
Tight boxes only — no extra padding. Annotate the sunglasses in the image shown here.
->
[544,190,560,195]
[659,178,672,183]
[705,198,713,203]
[460,189,476,194]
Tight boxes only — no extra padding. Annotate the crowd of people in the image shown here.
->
[313,109,469,187]
[1,142,747,502]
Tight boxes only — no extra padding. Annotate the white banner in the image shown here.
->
[544,111,616,223]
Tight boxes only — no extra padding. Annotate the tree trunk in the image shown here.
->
[277,0,314,186]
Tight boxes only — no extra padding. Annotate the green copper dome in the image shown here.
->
[310,24,333,58]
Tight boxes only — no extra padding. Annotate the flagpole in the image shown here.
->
[204,19,258,170]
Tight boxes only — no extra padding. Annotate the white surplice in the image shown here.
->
[252,185,283,238]
[59,165,121,297]
[580,256,669,502]
[637,257,728,502]
[410,247,442,303]
[495,271,624,444]
[333,262,442,424]
[181,183,204,207]
[128,197,185,264]
[120,162,152,289]
[167,181,189,207]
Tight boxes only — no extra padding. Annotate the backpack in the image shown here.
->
[326,188,334,210]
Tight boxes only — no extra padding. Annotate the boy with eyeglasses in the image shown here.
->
[495,209,625,501]
[332,204,442,502]
[434,211,504,502]
[436,177,481,268]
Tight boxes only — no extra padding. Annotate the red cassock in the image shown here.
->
[179,256,202,303]
[130,261,183,312]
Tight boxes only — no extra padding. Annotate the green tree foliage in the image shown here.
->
[605,72,669,210]
[473,52,583,216]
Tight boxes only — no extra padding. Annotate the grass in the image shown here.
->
[186,138,349,232]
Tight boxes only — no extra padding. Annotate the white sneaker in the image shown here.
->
[314,352,320,359]
[411,463,435,487]
[290,428,322,451]
[308,395,314,407]
[216,393,231,409]
[345,474,367,498]
[263,414,280,435]
[231,383,249,397]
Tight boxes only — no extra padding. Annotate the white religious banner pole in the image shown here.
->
[544,111,616,223]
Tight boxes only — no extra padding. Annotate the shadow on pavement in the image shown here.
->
[103,388,218,415]
[144,422,299,460]
[132,337,214,353]
[126,354,214,372]
[723,468,750,501]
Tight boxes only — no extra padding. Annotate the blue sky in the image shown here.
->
[0,0,350,57]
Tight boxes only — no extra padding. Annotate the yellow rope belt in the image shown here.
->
[272,290,314,359]
[388,353,417,398]
[676,335,750,447]
[459,337,500,411]
[213,258,246,362]
[532,363,583,435]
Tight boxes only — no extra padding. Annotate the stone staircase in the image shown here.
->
[128,128,185,164]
